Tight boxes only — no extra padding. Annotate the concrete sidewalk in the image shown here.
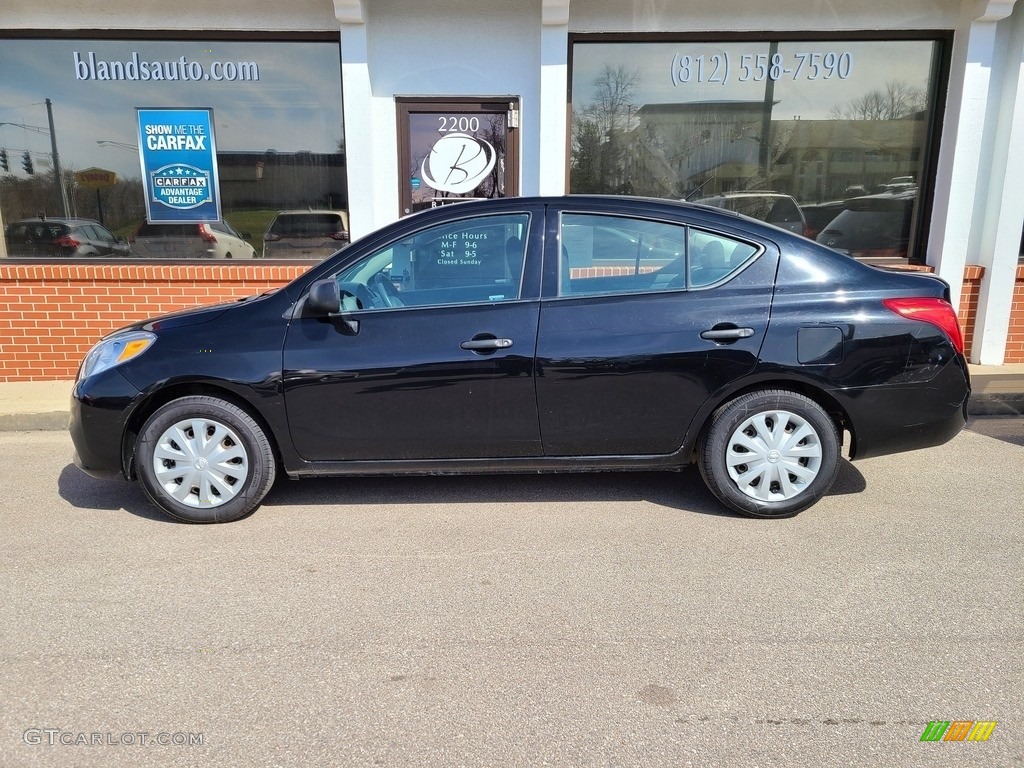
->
[2,365,1022,431]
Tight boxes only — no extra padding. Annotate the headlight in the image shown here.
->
[78,331,156,381]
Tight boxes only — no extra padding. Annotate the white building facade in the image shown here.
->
[3,0,1023,363]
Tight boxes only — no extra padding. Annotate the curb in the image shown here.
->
[967,394,1024,417]
[0,412,69,432]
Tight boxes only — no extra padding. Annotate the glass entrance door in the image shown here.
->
[397,98,519,216]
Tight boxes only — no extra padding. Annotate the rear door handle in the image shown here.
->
[700,327,755,341]
[460,338,513,350]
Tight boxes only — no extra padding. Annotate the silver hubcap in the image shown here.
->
[152,418,249,508]
[725,409,823,502]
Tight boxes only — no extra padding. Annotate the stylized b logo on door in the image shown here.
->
[421,133,496,194]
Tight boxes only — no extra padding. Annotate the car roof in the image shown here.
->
[841,190,917,208]
[273,210,346,215]
[337,194,777,238]
[137,221,215,227]
[696,191,796,200]
[13,217,101,225]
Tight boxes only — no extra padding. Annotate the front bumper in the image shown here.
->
[69,368,144,479]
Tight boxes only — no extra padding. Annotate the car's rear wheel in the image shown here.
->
[698,390,839,518]
[136,396,276,523]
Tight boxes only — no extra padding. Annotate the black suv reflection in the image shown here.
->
[5,217,130,258]
[70,196,969,524]
[815,191,916,259]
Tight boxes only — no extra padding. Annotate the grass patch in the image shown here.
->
[224,209,278,251]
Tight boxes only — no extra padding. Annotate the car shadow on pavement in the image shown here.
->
[58,458,868,523]
[263,469,737,516]
[965,415,1024,447]
[830,458,868,496]
[57,464,173,523]
[262,458,868,519]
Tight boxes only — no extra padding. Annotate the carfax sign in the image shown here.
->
[136,107,220,223]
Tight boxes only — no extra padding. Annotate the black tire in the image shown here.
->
[135,396,276,523]
[698,390,839,519]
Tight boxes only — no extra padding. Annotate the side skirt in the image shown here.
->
[284,453,688,479]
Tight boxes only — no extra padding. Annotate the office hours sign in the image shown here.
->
[136,107,221,223]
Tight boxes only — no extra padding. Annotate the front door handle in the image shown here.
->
[700,327,755,341]
[460,338,513,351]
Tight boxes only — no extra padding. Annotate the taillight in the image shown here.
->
[52,235,80,249]
[883,297,965,355]
[198,224,218,243]
[330,231,350,241]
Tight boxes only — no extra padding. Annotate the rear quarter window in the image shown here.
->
[688,230,760,287]
[766,199,802,225]
[136,223,196,238]
[270,214,345,237]
[8,223,69,242]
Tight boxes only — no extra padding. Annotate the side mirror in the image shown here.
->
[306,278,341,316]
[305,278,360,334]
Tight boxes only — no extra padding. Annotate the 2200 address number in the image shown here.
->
[670,51,853,86]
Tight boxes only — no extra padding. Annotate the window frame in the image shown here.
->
[0,29,345,264]
[555,209,765,298]
[328,211,533,313]
[567,30,953,266]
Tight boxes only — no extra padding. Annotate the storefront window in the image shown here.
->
[0,36,345,260]
[570,37,943,264]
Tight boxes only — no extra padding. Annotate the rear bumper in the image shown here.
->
[838,356,971,460]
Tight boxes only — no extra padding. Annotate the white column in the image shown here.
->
[335,0,378,240]
[972,1,1024,363]
[927,1,1014,309]
[536,0,570,196]
[933,0,1019,362]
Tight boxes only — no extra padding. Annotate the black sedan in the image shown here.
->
[69,196,970,523]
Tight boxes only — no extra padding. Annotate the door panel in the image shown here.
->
[282,207,540,463]
[284,304,541,461]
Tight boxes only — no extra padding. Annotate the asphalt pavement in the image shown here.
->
[0,423,1021,767]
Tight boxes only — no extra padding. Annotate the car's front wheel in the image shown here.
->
[698,390,839,518]
[135,396,276,523]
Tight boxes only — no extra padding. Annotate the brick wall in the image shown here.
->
[945,263,1024,363]
[0,264,310,381]
[0,262,1018,381]
[959,265,984,360]
[1009,264,1024,363]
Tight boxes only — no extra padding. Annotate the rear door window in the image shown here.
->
[559,214,686,297]
[558,214,760,296]
[271,214,344,237]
